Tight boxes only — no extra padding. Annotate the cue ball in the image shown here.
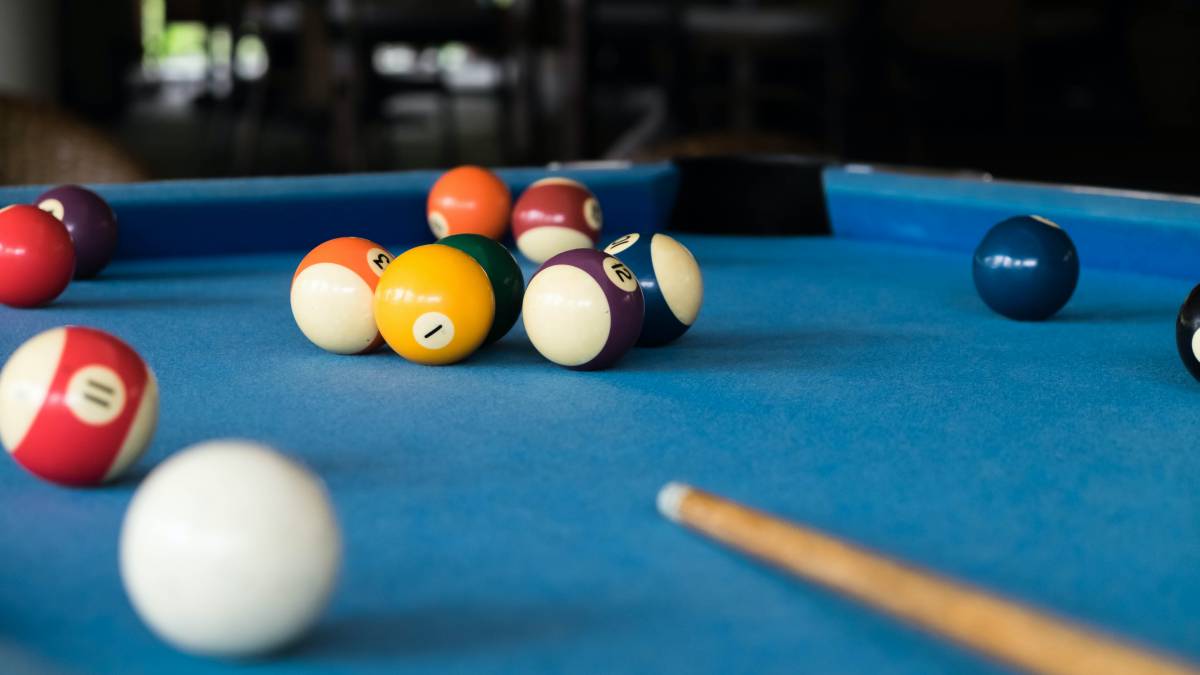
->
[438,233,525,345]
[603,232,703,346]
[427,165,512,240]
[0,204,76,307]
[0,326,158,486]
[291,237,394,354]
[972,215,1079,321]
[120,440,341,658]
[522,248,644,370]
[35,184,119,279]
[511,177,602,264]
[374,244,495,365]
[1175,283,1200,382]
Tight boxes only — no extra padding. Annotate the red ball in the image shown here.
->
[511,178,602,264]
[0,326,159,486]
[0,204,75,307]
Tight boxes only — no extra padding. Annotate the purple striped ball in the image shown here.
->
[522,248,644,370]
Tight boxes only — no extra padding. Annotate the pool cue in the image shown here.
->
[657,483,1198,675]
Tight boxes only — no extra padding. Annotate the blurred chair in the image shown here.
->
[0,95,149,186]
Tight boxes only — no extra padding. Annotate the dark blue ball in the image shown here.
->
[603,232,703,346]
[972,215,1079,321]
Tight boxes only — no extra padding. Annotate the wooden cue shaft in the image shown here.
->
[657,483,1198,675]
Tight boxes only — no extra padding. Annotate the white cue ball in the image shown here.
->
[120,440,342,658]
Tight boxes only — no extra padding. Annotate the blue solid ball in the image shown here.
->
[972,215,1079,321]
[603,232,703,346]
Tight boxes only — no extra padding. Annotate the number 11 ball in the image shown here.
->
[972,215,1079,321]
[0,326,158,486]
[603,232,703,346]
[523,249,644,370]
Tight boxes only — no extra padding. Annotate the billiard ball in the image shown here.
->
[0,204,75,307]
[291,237,394,354]
[511,177,602,264]
[439,234,524,344]
[0,326,158,486]
[374,244,495,365]
[603,232,703,346]
[523,248,644,370]
[972,215,1079,321]
[1176,284,1200,382]
[120,440,341,658]
[427,165,512,240]
[35,185,119,279]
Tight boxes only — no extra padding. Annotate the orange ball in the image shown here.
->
[426,166,512,240]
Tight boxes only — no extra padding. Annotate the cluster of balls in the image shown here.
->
[291,165,705,370]
[2,188,340,659]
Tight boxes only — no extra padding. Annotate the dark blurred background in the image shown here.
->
[1,0,1198,191]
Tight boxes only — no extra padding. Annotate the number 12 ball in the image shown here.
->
[523,249,643,370]
[972,215,1079,321]
[603,232,703,346]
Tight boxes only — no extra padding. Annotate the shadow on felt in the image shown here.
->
[294,602,603,660]
[614,326,935,373]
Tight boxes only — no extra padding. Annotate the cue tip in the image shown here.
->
[657,482,692,522]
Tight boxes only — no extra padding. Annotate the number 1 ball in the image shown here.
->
[291,237,394,354]
[523,248,644,370]
[603,232,703,346]
[35,184,119,279]
[511,178,603,263]
[0,326,158,486]
[121,440,341,657]
[0,204,75,307]
[972,215,1079,321]
[427,165,512,240]
[374,244,495,365]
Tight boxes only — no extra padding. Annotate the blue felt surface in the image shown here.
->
[0,163,678,260]
[2,235,1199,674]
[825,165,1200,279]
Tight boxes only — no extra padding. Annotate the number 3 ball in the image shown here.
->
[511,178,603,264]
[427,165,512,240]
[374,244,495,365]
[0,204,76,308]
[0,326,158,486]
[972,215,1079,321]
[35,184,119,279]
[603,232,703,346]
[523,249,644,370]
[291,237,394,355]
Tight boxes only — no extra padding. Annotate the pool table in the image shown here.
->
[1,159,1199,674]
